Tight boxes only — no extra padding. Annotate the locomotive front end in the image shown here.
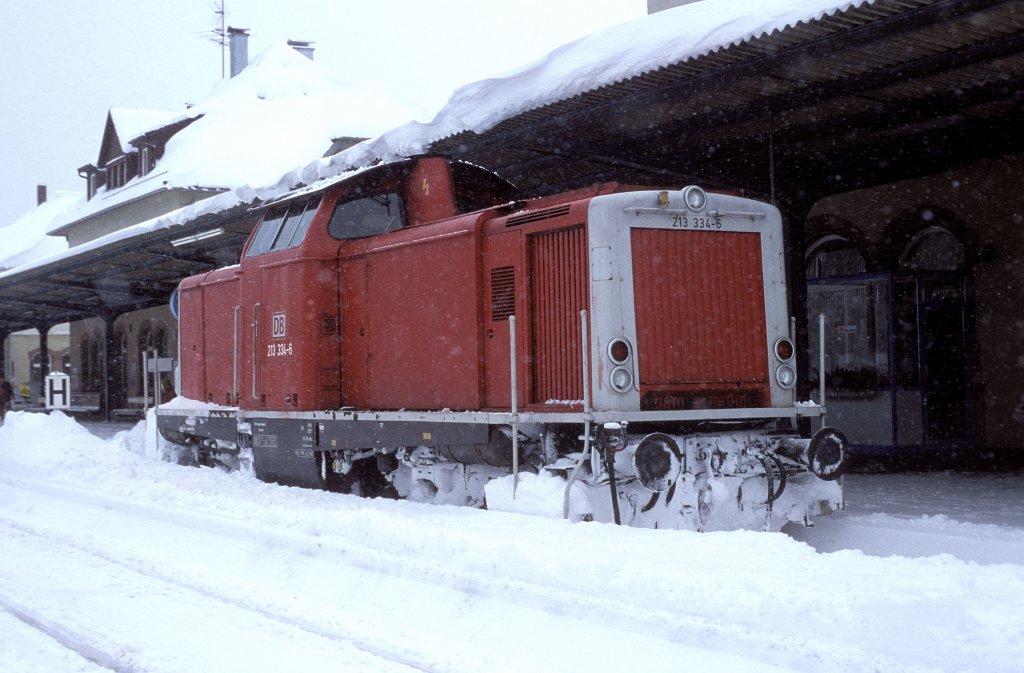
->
[567,186,849,530]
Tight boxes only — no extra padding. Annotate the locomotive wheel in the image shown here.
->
[317,453,391,497]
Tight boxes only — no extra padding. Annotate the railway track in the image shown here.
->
[0,597,126,673]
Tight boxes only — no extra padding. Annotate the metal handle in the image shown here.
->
[251,303,261,400]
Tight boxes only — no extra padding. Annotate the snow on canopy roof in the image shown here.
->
[6,1,875,279]
[0,192,80,271]
[313,0,878,175]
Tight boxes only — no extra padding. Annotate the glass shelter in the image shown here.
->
[806,227,972,456]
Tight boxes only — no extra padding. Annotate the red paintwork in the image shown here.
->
[338,213,483,409]
[177,158,771,416]
[235,158,464,411]
[631,228,770,409]
[480,198,595,411]
[179,267,241,404]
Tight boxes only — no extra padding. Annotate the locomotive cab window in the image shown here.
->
[246,195,322,256]
[450,162,519,214]
[328,192,405,239]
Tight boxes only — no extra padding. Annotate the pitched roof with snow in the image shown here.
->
[46,42,430,239]
[107,108,184,155]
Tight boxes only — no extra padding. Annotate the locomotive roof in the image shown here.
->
[257,157,517,212]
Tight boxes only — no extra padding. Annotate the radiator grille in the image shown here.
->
[529,225,587,403]
[631,229,769,397]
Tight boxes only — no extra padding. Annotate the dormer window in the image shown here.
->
[139,145,157,177]
[77,164,104,200]
[107,155,128,189]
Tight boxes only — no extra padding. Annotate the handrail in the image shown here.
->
[251,303,261,400]
[564,310,593,519]
[819,312,827,426]
[510,315,519,497]
[233,305,241,403]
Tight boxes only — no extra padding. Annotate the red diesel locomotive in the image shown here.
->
[156,156,849,530]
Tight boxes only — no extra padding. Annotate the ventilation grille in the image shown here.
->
[490,266,516,321]
[631,229,769,388]
[506,205,571,227]
[530,225,587,404]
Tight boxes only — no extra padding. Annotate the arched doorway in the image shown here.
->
[806,209,972,455]
[135,319,171,406]
[896,224,970,446]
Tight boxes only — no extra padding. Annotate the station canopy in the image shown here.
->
[1,0,1021,335]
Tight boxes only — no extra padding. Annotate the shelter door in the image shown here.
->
[919,280,970,445]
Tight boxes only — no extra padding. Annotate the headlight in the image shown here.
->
[682,185,707,211]
[774,337,795,362]
[607,337,631,365]
[776,364,797,389]
[609,366,634,393]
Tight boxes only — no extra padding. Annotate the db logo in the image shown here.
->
[272,312,287,338]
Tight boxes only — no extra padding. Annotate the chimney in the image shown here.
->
[228,26,250,77]
[287,39,315,60]
[37,185,47,205]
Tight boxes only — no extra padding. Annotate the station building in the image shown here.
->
[2,0,1022,464]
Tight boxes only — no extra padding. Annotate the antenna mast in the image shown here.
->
[205,1,228,79]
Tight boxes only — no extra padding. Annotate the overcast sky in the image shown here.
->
[0,0,646,229]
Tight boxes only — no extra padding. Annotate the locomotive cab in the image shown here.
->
[178,157,518,412]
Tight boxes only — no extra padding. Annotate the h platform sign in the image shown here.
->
[45,372,71,410]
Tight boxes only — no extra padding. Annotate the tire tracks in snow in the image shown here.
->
[0,475,469,673]
[0,595,132,673]
[0,473,941,673]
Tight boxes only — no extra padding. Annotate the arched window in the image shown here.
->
[898,225,965,271]
[806,234,867,280]
[138,322,153,352]
[30,352,51,383]
[153,322,168,357]
[80,328,104,392]
[116,329,129,391]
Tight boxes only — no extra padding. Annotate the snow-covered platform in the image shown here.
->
[2,411,1021,673]
[787,471,1024,565]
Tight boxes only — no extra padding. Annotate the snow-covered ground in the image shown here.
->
[1,410,1022,673]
